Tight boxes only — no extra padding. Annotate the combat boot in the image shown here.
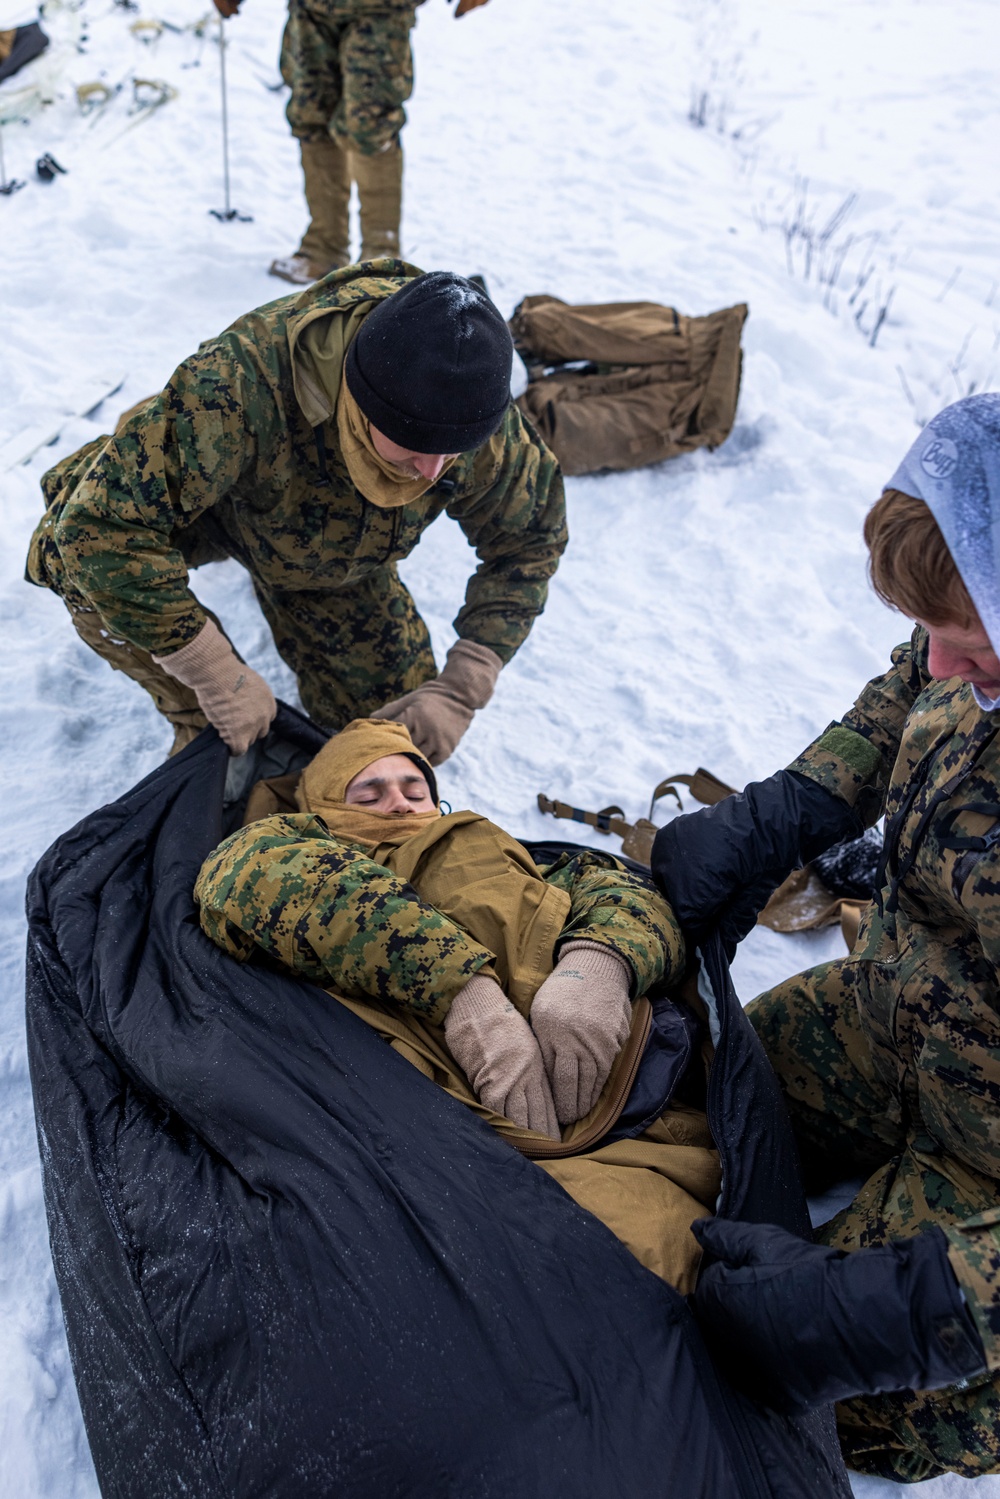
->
[352,140,403,261]
[271,136,351,285]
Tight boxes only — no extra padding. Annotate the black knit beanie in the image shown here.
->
[344,272,513,453]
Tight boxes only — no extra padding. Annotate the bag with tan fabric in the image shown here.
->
[509,294,748,476]
[537,767,880,951]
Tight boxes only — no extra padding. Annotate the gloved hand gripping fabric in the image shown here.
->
[373,639,502,765]
[650,769,863,956]
[443,972,559,1138]
[529,941,633,1125]
[691,1218,987,1412]
[154,619,276,755]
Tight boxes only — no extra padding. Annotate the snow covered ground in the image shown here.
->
[2,0,999,1491]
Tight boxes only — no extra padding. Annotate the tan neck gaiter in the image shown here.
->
[336,380,458,509]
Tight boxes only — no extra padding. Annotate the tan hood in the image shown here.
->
[296,716,440,849]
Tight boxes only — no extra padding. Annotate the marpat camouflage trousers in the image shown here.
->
[281,0,416,154]
[748,962,1000,1483]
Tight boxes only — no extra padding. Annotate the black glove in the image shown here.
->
[691,1218,986,1412]
[650,769,861,955]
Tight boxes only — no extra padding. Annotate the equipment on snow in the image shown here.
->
[26,706,853,1497]
[651,769,862,957]
[692,1218,986,1412]
[128,17,164,43]
[209,14,251,222]
[0,19,48,84]
[94,77,178,149]
[509,294,747,476]
[76,79,116,117]
[130,75,175,117]
[35,149,65,181]
[538,768,876,948]
[1,374,125,471]
[0,122,22,193]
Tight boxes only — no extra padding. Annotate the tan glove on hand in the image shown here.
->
[154,619,277,755]
[372,639,501,766]
[444,973,559,1138]
[530,942,633,1126]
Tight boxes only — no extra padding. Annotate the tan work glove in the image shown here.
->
[154,619,276,755]
[444,973,559,1138]
[530,941,633,1126]
[373,639,502,766]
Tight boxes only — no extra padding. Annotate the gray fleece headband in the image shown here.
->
[885,394,1000,662]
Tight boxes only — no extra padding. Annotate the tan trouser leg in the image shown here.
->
[70,604,209,757]
[351,140,403,261]
[297,136,352,271]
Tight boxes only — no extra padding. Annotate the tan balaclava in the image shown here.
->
[335,379,458,509]
[297,717,575,1019]
[296,718,441,848]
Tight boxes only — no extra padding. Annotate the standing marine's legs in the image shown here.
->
[352,139,403,260]
[336,8,414,260]
[275,0,352,283]
[255,564,437,730]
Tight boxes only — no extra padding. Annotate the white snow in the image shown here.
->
[2,0,999,1492]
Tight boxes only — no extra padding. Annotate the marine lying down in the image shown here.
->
[195,717,720,1293]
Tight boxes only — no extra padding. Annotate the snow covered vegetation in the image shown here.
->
[2,0,999,1492]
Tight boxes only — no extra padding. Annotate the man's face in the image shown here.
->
[918,614,1000,696]
[369,423,458,483]
[344,754,436,815]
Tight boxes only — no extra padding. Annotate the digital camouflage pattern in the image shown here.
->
[787,628,931,823]
[195,813,680,1029]
[26,262,567,732]
[751,623,1000,1479]
[542,845,685,994]
[749,970,1000,1482]
[196,812,493,1025]
[252,563,438,727]
[281,0,420,154]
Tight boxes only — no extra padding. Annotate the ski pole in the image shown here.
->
[0,124,25,196]
[218,13,231,214]
[209,13,251,221]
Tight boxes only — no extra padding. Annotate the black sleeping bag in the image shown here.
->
[25,705,852,1498]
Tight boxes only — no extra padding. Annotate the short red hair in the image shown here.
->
[864,487,975,627]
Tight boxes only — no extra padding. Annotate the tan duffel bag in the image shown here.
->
[510,295,748,476]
